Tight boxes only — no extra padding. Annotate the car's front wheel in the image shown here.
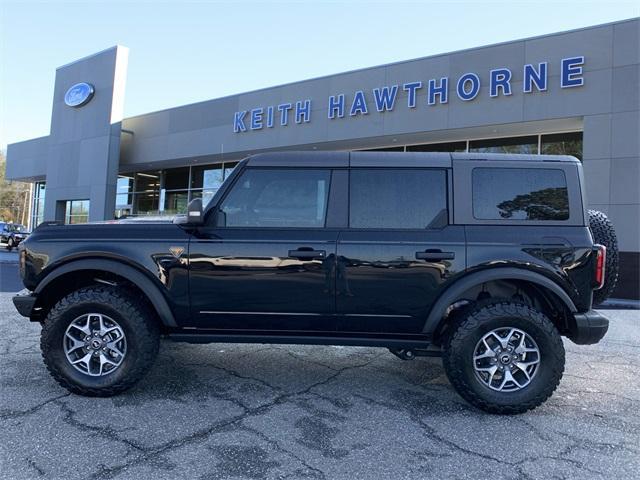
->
[41,286,160,396]
[6,238,13,251]
[443,301,565,414]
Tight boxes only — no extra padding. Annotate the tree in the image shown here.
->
[496,187,569,220]
[0,151,32,225]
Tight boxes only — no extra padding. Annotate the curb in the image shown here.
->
[598,298,640,310]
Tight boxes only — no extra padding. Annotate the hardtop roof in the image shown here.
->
[245,151,580,168]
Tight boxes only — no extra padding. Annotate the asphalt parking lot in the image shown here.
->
[0,289,638,480]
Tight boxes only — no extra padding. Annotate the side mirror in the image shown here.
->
[173,198,204,226]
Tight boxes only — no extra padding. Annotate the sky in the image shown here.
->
[0,0,638,150]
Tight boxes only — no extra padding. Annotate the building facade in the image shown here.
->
[5,18,639,298]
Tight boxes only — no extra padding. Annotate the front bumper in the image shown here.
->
[13,289,36,318]
[570,310,609,345]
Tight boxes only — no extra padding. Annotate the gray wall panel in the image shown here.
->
[611,110,640,158]
[612,65,640,113]
[582,159,611,205]
[524,25,613,72]
[613,20,640,67]
[523,68,613,120]
[609,157,640,204]
[608,204,640,251]
[582,114,611,160]
[5,137,48,181]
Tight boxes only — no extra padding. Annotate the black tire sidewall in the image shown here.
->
[42,291,156,392]
[588,209,619,304]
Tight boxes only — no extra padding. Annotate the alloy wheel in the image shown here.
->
[63,313,127,376]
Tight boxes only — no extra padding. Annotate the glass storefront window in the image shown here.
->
[116,175,133,208]
[407,141,467,152]
[190,189,217,207]
[134,171,161,192]
[133,191,159,215]
[65,200,90,224]
[162,190,189,214]
[164,167,190,190]
[224,163,238,180]
[359,146,405,152]
[191,165,224,190]
[31,182,46,228]
[541,132,583,160]
[469,136,538,154]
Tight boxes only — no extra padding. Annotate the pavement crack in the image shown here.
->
[25,456,46,476]
[55,399,147,454]
[352,393,512,466]
[283,350,339,371]
[240,424,327,479]
[0,393,70,421]
[84,353,383,479]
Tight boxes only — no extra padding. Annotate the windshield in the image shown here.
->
[8,224,26,233]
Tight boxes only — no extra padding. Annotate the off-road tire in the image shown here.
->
[588,209,619,305]
[41,285,160,396]
[443,301,565,414]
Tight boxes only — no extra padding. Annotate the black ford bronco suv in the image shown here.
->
[13,152,619,414]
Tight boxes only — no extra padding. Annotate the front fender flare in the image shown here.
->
[422,267,577,334]
[34,258,177,327]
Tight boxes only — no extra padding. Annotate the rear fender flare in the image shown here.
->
[422,267,577,334]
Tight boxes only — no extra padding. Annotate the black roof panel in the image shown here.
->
[245,151,579,168]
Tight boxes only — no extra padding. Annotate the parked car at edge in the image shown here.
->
[0,222,29,251]
[12,152,619,414]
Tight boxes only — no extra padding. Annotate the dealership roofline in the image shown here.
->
[119,16,639,122]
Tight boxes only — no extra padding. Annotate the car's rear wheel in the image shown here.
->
[41,286,160,396]
[443,301,564,414]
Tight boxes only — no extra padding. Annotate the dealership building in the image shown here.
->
[5,18,639,298]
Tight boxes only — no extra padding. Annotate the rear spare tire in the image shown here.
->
[588,209,619,305]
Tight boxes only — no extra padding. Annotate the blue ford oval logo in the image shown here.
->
[64,82,95,108]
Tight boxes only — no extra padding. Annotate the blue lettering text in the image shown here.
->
[295,100,311,123]
[561,56,584,88]
[428,77,448,105]
[490,68,512,97]
[233,111,247,132]
[350,90,368,116]
[523,63,547,93]
[328,94,345,119]
[373,85,398,112]
[403,81,422,108]
[457,73,480,101]
[278,103,292,126]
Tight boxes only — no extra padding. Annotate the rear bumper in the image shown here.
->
[569,310,609,345]
[13,289,36,318]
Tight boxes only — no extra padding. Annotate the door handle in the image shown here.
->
[415,250,455,261]
[289,248,326,259]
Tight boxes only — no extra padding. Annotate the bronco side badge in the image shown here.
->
[169,246,184,258]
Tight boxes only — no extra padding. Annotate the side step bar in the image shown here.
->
[167,332,435,350]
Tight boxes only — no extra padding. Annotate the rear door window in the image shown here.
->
[472,167,569,221]
[349,169,447,229]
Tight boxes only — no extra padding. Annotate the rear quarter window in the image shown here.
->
[472,167,569,221]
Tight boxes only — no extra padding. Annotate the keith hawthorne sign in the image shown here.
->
[233,56,585,133]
